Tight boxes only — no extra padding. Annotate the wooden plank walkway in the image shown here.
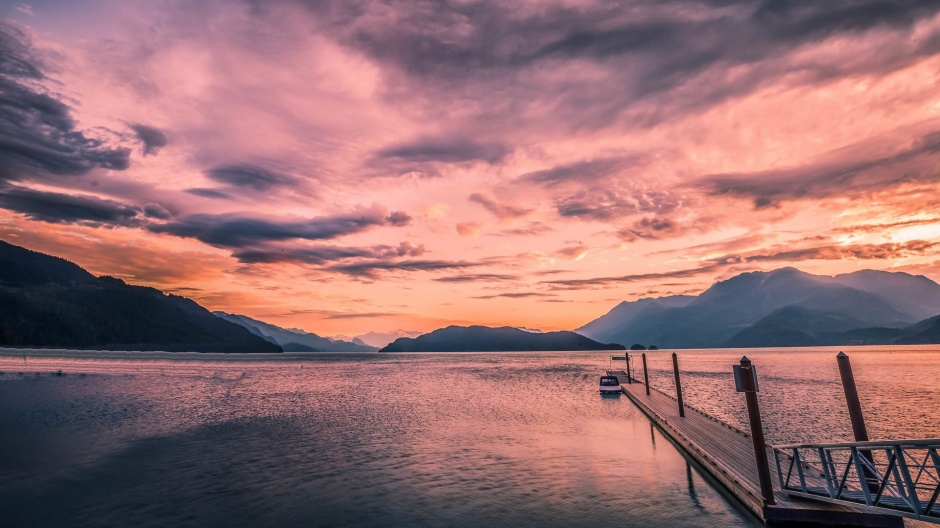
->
[607,370,904,527]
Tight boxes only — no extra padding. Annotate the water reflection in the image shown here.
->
[5,347,936,527]
[0,351,762,528]
[686,461,703,511]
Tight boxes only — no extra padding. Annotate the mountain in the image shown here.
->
[380,325,625,352]
[215,312,377,352]
[725,305,873,348]
[727,308,940,348]
[577,296,695,341]
[831,270,940,321]
[338,330,424,348]
[0,240,281,352]
[895,315,940,345]
[578,267,940,349]
[0,240,97,287]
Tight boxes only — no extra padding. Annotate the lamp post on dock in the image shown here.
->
[642,352,650,396]
[734,356,775,506]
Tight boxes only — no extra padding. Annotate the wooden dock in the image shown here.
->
[607,370,905,527]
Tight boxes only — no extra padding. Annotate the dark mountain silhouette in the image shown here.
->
[214,312,377,352]
[380,325,625,352]
[727,308,940,348]
[831,270,940,321]
[578,296,694,342]
[578,267,940,349]
[726,305,871,348]
[0,240,281,352]
[895,315,940,345]
[0,240,97,287]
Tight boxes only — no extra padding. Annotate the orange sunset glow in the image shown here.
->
[3,1,940,337]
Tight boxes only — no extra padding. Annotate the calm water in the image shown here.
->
[635,346,940,444]
[0,347,937,527]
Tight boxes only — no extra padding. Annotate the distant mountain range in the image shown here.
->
[332,330,423,348]
[578,267,940,349]
[0,241,280,352]
[380,325,625,352]
[215,312,377,352]
[6,238,940,353]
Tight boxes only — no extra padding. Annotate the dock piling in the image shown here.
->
[626,353,632,384]
[736,356,775,506]
[642,353,650,396]
[613,356,908,526]
[837,351,877,492]
[672,352,685,417]
[837,351,870,442]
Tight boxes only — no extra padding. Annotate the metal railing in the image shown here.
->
[773,439,940,523]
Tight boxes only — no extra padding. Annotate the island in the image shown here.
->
[380,325,626,352]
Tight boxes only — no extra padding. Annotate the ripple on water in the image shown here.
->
[2,347,937,527]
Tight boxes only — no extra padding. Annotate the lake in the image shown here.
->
[1,346,937,527]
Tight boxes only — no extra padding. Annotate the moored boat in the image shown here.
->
[599,375,621,395]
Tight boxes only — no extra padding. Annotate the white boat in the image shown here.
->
[599,375,621,395]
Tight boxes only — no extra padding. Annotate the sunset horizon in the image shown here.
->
[4,1,940,337]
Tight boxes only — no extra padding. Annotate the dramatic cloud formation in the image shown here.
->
[468,192,532,220]
[546,240,940,289]
[186,188,232,200]
[2,1,940,335]
[0,184,144,226]
[130,124,168,156]
[544,262,734,290]
[472,292,556,299]
[698,129,940,208]
[328,259,482,279]
[554,188,682,221]
[434,273,520,283]
[0,21,130,180]
[299,0,940,131]
[518,157,643,187]
[149,205,411,248]
[494,222,554,237]
[231,241,426,265]
[377,137,509,165]
[619,216,691,241]
[205,164,297,192]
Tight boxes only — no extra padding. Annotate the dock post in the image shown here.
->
[837,351,877,492]
[626,354,632,384]
[672,352,685,417]
[736,356,775,506]
[837,351,870,441]
[642,353,650,396]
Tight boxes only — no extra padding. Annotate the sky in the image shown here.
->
[3,0,940,337]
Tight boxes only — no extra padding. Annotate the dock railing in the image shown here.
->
[773,439,940,523]
[614,352,919,526]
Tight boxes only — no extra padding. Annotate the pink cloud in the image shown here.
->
[4,3,940,334]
